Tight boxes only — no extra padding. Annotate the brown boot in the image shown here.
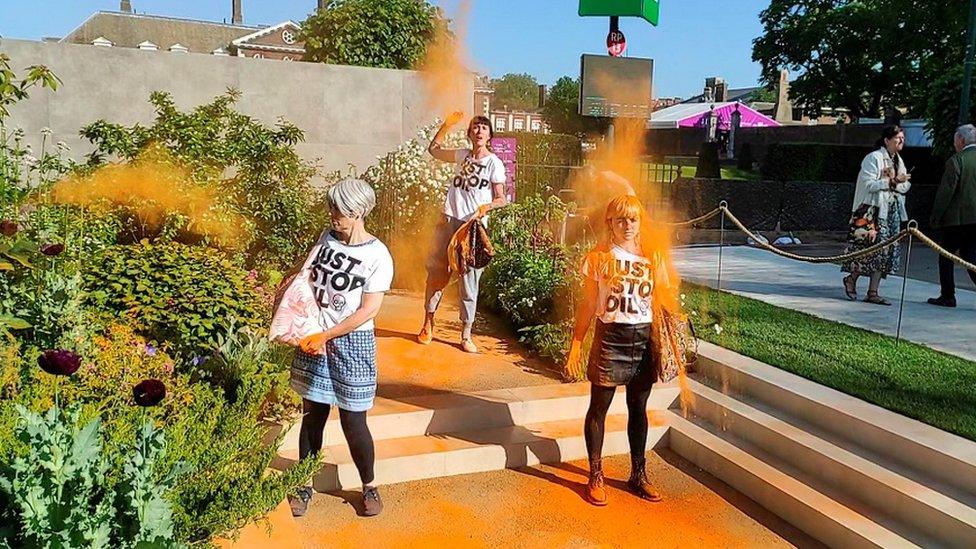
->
[586,458,608,506]
[629,456,662,502]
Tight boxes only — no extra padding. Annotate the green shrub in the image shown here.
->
[80,90,325,269]
[0,405,185,548]
[0,327,317,546]
[84,242,266,355]
[760,143,942,186]
[695,141,720,179]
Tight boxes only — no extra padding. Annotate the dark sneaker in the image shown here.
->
[927,296,957,308]
[362,485,383,517]
[289,486,313,517]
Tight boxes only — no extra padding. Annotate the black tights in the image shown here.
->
[298,399,375,486]
[584,380,653,465]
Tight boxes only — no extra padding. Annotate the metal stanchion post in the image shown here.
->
[895,221,917,344]
[717,201,727,291]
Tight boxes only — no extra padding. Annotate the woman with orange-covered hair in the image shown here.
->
[566,193,682,507]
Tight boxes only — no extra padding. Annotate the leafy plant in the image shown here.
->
[0,404,184,548]
[84,242,266,355]
[79,90,324,268]
[302,0,448,69]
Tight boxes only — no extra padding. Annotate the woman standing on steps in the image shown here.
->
[566,194,669,506]
[274,178,394,518]
[418,112,508,353]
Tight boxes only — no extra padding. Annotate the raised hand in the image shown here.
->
[445,111,465,126]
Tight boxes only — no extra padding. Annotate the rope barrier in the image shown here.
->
[907,226,976,273]
[669,204,975,272]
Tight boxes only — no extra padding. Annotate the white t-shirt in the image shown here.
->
[306,232,394,332]
[443,149,506,222]
[581,245,658,325]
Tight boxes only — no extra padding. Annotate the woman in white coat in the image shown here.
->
[841,125,911,305]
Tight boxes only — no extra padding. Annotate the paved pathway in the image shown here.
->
[673,245,976,361]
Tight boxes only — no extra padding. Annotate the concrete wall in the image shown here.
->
[0,39,470,178]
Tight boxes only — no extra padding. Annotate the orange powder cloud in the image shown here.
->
[49,147,246,247]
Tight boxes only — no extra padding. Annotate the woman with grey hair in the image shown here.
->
[279,178,394,518]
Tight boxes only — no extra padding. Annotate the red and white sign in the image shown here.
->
[607,29,626,57]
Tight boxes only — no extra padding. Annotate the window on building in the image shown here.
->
[531,120,541,131]
[496,119,506,131]
[283,56,292,61]
[252,53,264,59]
[513,118,524,131]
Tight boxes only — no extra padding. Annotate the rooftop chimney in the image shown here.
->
[538,84,547,109]
[120,0,132,13]
[232,0,243,25]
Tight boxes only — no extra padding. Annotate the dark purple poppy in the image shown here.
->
[40,243,65,256]
[0,220,17,237]
[144,344,156,357]
[133,379,166,407]
[37,349,81,376]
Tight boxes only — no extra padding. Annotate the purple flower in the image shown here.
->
[191,356,205,367]
[40,243,65,256]
[37,349,81,376]
[133,379,166,407]
[144,344,156,356]
[0,220,17,237]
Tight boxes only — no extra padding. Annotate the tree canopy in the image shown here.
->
[301,0,447,69]
[491,73,540,111]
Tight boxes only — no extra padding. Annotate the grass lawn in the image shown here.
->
[643,163,760,181]
[682,282,976,441]
[677,165,760,180]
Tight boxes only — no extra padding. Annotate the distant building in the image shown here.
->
[59,1,305,60]
[474,74,549,134]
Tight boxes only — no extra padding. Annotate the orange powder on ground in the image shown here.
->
[49,147,245,247]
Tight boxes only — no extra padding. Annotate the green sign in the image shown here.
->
[579,0,660,26]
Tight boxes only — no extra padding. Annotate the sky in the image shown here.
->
[0,0,770,98]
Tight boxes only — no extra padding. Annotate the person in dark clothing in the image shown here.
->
[928,124,976,307]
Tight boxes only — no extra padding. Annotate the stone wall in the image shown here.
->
[1,38,471,180]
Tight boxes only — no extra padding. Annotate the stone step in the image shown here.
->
[276,381,680,450]
[278,412,669,491]
[688,379,976,547]
[693,341,976,503]
[668,412,922,549]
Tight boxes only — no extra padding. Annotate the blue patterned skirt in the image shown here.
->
[290,330,377,412]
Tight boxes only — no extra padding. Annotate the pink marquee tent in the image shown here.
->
[648,101,780,129]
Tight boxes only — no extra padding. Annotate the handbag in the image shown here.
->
[654,307,698,383]
[448,219,496,275]
[846,203,881,245]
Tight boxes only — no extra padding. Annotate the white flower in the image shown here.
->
[690,310,698,317]
[56,141,70,151]
[680,293,686,301]
[713,323,723,335]
[22,154,39,168]
[12,127,25,139]
[40,127,52,137]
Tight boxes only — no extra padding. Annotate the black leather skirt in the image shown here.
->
[588,320,656,388]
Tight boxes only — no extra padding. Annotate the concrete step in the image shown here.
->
[276,381,680,450]
[668,412,922,549]
[278,412,669,491]
[688,379,976,547]
[693,341,976,504]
